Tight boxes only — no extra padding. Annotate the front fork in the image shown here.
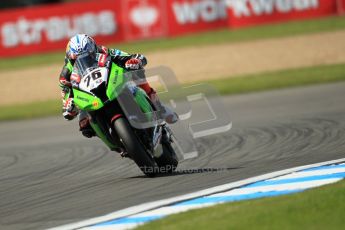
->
[152,124,175,158]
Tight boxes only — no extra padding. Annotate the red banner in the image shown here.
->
[226,0,337,28]
[0,0,123,57]
[0,0,342,57]
[122,0,167,41]
[166,0,228,36]
[337,0,345,14]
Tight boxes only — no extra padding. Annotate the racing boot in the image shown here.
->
[161,104,179,124]
[148,89,179,124]
[79,116,96,138]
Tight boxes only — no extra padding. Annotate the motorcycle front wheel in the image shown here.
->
[113,117,157,177]
[154,133,178,174]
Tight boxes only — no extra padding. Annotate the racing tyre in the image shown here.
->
[113,118,157,177]
[155,139,178,174]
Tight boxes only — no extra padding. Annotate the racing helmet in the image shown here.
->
[66,34,97,60]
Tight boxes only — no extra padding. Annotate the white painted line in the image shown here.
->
[128,203,214,218]
[124,174,339,220]
[208,178,342,197]
[268,165,345,181]
[81,223,139,230]
[49,157,345,230]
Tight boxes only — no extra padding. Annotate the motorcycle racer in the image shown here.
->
[59,34,178,138]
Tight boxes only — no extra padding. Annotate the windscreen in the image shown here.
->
[75,52,98,77]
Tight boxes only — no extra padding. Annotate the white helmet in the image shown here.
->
[66,34,97,60]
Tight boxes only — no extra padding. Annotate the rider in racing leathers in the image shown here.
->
[59,34,178,138]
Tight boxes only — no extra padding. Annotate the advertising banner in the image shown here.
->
[122,0,167,41]
[166,0,228,36]
[0,0,341,57]
[0,0,122,57]
[226,0,337,28]
[336,0,345,14]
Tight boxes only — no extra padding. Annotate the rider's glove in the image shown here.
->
[62,98,78,120]
[133,54,147,67]
[125,58,142,70]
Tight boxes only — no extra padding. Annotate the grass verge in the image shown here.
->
[207,63,345,95]
[0,100,61,121]
[1,16,345,71]
[137,179,345,230]
[1,63,344,121]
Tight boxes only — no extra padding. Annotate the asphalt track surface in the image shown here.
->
[1,82,345,230]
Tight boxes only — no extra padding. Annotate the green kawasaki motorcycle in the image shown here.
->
[68,52,178,176]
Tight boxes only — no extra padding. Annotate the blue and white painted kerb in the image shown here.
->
[51,158,345,230]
